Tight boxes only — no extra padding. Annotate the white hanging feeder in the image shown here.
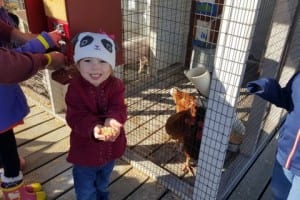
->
[184,66,211,98]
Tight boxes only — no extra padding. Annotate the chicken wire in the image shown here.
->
[121,0,239,199]
[121,1,195,198]
[12,0,300,199]
[122,0,300,200]
[198,0,300,199]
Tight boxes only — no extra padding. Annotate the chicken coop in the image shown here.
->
[12,0,300,199]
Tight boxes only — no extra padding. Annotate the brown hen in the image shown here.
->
[165,87,205,175]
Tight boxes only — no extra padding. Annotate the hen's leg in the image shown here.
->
[182,152,195,176]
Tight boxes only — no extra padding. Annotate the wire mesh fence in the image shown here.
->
[11,0,300,199]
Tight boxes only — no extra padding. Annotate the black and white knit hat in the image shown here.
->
[73,32,116,69]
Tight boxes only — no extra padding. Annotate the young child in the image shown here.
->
[65,32,127,200]
[247,71,300,200]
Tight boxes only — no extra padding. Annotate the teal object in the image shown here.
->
[195,2,218,17]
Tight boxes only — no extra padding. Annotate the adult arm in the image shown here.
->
[0,48,65,83]
[0,48,47,83]
[10,28,36,44]
[0,17,36,44]
[14,31,55,53]
[0,18,13,41]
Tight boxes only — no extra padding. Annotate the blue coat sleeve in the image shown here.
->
[247,77,293,111]
[13,32,55,53]
[290,74,300,112]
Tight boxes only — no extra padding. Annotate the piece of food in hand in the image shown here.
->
[100,127,118,137]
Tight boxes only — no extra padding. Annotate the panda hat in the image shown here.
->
[73,32,116,69]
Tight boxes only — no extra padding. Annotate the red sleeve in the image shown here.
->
[0,48,48,83]
[0,19,13,41]
[106,78,127,124]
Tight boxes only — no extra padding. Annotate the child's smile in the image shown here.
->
[90,73,102,80]
[78,57,112,87]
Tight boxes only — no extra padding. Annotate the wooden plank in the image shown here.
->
[19,126,70,158]
[56,189,75,200]
[132,128,171,158]
[26,105,44,117]
[14,110,53,133]
[123,148,193,200]
[164,153,188,178]
[43,159,133,199]
[16,118,65,146]
[126,125,152,147]
[26,99,35,107]
[55,159,136,199]
[260,184,272,200]
[125,177,168,200]
[160,191,182,200]
[109,169,149,199]
[228,134,277,200]
[51,156,179,200]
[148,139,180,168]
[43,168,74,200]
[24,153,72,184]
[22,134,70,174]
[110,159,134,180]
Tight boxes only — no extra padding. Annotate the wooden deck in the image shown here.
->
[227,133,276,200]
[0,99,181,200]
[0,98,277,200]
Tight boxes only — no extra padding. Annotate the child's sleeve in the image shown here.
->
[0,19,14,41]
[247,77,293,111]
[65,82,102,138]
[13,31,55,53]
[106,79,127,124]
[291,73,300,111]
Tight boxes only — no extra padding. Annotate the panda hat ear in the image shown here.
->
[98,29,119,52]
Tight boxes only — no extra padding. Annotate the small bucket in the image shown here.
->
[184,66,211,97]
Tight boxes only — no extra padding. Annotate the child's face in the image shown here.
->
[77,57,112,87]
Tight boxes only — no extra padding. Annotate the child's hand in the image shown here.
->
[93,124,104,140]
[104,118,122,142]
[93,124,120,142]
[104,118,122,130]
[101,126,120,142]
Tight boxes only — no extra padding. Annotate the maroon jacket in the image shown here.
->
[0,20,48,83]
[65,75,127,166]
